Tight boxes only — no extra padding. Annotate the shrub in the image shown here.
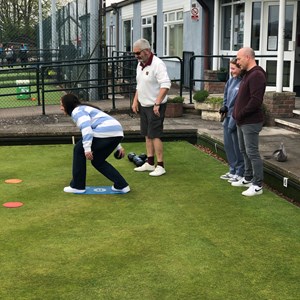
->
[204,97,223,105]
[193,90,209,103]
[167,96,184,103]
[218,67,228,73]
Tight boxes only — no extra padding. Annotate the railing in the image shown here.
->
[5,53,282,113]
[189,54,278,104]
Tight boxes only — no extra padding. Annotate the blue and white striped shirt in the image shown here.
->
[72,105,124,152]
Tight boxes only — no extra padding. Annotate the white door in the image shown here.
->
[260,1,298,91]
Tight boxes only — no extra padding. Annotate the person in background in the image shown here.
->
[219,58,244,183]
[60,94,130,194]
[231,47,266,197]
[0,43,4,67]
[19,43,28,67]
[5,45,14,68]
[131,38,171,176]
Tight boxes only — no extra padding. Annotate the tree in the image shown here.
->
[0,0,51,46]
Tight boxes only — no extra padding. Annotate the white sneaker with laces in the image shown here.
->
[231,177,252,187]
[220,172,234,180]
[242,185,263,196]
[134,162,155,172]
[64,186,86,194]
[149,166,166,177]
[111,185,131,193]
[228,175,242,183]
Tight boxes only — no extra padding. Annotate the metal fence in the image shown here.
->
[0,52,185,114]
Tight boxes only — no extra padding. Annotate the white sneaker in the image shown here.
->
[220,172,234,180]
[149,166,166,177]
[111,185,131,193]
[242,185,263,197]
[231,177,252,187]
[134,162,155,172]
[228,175,242,183]
[64,186,86,194]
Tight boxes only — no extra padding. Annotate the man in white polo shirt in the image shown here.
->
[131,38,171,176]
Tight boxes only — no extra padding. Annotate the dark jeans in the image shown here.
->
[223,117,244,176]
[70,136,128,190]
[237,123,263,186]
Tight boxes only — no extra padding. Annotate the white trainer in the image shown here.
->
[228,175,242,183]
[134,162,155,172]
[220,172,234,180]
[63,186,86,194]
[242,185,263,197]
[231,177,252,187]
[111,185,131,193]
[149,166,166,177]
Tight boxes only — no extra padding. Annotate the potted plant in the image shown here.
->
[216,67,228,82]
[165,96,184,118]
[195,95,224,121]
[193,90,209,110]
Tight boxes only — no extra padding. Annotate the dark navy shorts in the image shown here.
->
[139,103,166,138]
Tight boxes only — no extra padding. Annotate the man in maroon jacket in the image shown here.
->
[231,47,266,197]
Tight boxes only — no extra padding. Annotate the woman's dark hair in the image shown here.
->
[61,93,101,116]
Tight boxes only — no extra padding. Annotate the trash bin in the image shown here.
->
[16,80,31,100]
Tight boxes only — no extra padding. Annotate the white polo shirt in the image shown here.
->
[136,55,171,107]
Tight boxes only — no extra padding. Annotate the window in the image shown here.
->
[233,4,244,51]
[220,2,245,51]
[251,2,261,50]
[164,10,183,57]
[123,20,132,52]
[267,5,294,51]
[142,16,153,48]
[266,60,290,87]
[221,5,231,50]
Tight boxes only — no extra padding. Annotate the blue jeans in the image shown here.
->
[223,117,244,176]
[70,137,128,190]
[237,123,263,186]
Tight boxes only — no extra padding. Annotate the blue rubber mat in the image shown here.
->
[84,186,125,195]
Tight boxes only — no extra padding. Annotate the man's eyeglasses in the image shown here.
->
[133,49,146,56]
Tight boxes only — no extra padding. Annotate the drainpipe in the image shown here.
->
[111,3,120,52]
[276,0,285,92]
[197,0,210,69]
[212,0,219,70]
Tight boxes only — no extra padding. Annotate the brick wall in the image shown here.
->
[203,70,226,94]
[264,91,296,126]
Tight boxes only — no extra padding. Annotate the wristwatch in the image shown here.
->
[154,103,160,106]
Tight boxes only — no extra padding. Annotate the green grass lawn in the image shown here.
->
[0,142,299,299]
[0,70,63,108]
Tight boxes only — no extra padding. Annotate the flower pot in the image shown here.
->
[194,102,222,121]
[165,102,183,118]
[216,72,228,82]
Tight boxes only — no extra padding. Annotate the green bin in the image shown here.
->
[16,80,31,100]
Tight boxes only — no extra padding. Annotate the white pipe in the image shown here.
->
[276,0,285,92]
[213,0,219,70]
[39,0,43,61]
[89,0,99,100]
[51,0,57,61]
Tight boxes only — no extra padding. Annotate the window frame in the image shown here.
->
[163,9,184,57]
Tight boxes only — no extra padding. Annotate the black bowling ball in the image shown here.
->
[133,155,144,167]
[127,152,136,162]
[114,149,123,159]
[139,153,147,161]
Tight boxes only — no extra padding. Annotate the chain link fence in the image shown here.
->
[0,0,110,111]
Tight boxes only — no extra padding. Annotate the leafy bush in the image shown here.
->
[204,97,223,105]
[218,67,228,73]
[167,96,185,103]
[193,90,209,103]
